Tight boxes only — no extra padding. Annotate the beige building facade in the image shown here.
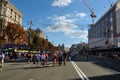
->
[0,0,22,26]
[0,0,23,44]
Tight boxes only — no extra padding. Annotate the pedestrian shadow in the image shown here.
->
[3,67,22,71]
[23,65,50,69]
[3,63,53,71]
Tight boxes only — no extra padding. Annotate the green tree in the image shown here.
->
[32,34,40,45]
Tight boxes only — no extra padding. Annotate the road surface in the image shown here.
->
[0,55,120,80]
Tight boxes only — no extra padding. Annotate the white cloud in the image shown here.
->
[76,12,87,19]
[46,15,88,39]
[65,30,88,39]
[53,16,76,23]
[52,0,72,7]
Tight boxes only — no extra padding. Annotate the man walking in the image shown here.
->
[63,51,68,65]
[58,51,63,66]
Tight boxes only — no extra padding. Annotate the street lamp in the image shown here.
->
[46,35,48,51]
[27,21,34,51]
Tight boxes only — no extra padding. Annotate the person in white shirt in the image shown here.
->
[41,53,46,66]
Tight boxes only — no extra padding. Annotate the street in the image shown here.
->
[0,55,120,80]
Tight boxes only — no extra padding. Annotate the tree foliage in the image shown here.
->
[34,28,42,35]
[32,34,40,45]
[5,22,26,43]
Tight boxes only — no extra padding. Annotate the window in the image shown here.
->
[11,9,13,14]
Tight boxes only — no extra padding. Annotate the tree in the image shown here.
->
[5,22,26,44]
[32,34,40,45]
[48,41,54,50]
[34,28,42,36]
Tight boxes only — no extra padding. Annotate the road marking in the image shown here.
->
[73,62,89,80]
[106,68,120,75]
[71,61,89,80]
[71,61,85,80]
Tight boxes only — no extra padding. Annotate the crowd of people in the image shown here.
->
[26,50,68,67]
[0,49,69,70]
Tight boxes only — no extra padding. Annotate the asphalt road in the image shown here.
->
[0,55,120,80]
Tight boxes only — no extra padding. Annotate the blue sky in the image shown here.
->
[10,0,117,47]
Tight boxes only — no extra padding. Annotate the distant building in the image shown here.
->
[88,1,120,50]
[70,42,88,53]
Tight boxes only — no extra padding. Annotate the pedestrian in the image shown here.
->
[35,53,41,67]
[52,51,57,67]
[45,53,48,65]
[58,51,63,66]
[27,52,33,64]
[63,51,68,65]
[32,54,36,64]
[12,51,17,62]
[41,52,46,66]
[0,52,5,70]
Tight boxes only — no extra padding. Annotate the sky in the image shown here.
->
[10,0,117,47]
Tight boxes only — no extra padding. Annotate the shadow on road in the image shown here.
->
[72,54,120,73]
[3,63,55,72]
[23,65,52,69]
[69,74,120,80]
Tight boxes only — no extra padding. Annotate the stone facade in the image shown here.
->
[0,0,23,44]
[0,0,22,26]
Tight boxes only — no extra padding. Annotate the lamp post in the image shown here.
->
[27,21,34,51]
[46,35,48,51]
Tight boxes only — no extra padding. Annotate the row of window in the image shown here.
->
[89,11,115,39]
[1,2,22,24]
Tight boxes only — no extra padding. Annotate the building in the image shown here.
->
[0,0,23,44]
[70,42,88,53]
[88,0,120,50]
[0,0,22,25]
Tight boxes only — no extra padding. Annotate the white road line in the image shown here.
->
[71,61,85,80]
[73,61,89,80]
[71,61,89,80]
[106,68,120,75]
